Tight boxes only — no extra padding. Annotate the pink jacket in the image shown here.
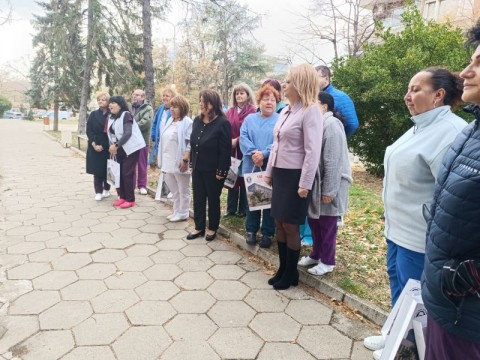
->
[265,102,323,190]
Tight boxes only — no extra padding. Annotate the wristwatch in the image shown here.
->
[182,159,189,163]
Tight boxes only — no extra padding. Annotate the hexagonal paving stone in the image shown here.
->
[81,232,113,243]
[297,325,353,359]
[101,237,135,249]
[25,230,58,242]
[257,343,316,360]
[61,280,107,300]
[126,301,176,325]
[174,272,214,290]
[170,291,216,313]
[0,253,27,268]
[207,280,250,300]
[115,256,153,271]
[13,330,74,360]
[0,279,32,303]
[285,299,333,325]
[150,250,185,264]
[0,315,39,353]
[133,232,161,244]
[73,313,129,345]
[135,281,180,301]
[160,341,220,360]
[112,326,172,360]
[9,290,60,315]
[207,264,246,280]
[52,253,92,270]
[72,218,100,227]
[76,263,117,279]
[180,244,212,257]
[177,257,214,272]
[209,328,263,360]
[156,239,187,251]
[60,227,91,237]
[41,222,71,232]
[139,224,167,233]
[6,225,41,236]
[125,244,158,256]
[207,301,256,328]
[91,290,139,313]
[91,249,126,262]
[39,300,93,329]
[61,346,117,360]
[249,312,301,341]
[162,229,189,239]
[110,228,140,240]
[165,313,217,341]
[8,241,45,255]
[32,270,78,290]
[239,271,272,289]
[207,250,242,265]
[245,290,289,313]
[143,264,182,281]
[207,240,232,251]
[105,271,147,289]
[90,223,120,232]
[28,248,66,262]
[7,262,51,280]
[118,219,147,229]
[66,242,103,253]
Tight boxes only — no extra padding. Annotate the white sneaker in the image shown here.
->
[139,188,148,195]
[373,349,382,360]
[307,262,334,276]
[169,214,188,222]
[298,256,319,267]
[166,213,176,220]
[95,193,102,201]
[102,190,111,198]
[363,335,385,351]
[167,192,173,199]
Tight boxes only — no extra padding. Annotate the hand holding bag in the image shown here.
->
[107,155,120,188]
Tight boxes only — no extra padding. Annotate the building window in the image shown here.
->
[424,0,437,19]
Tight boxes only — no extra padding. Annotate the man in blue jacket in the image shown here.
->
[421,20,480,359]
[316,65,359,137]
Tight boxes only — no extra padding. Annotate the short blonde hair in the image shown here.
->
[162,86,177,98]
[230,83,256,108]
[288,64,320,107]
[96,92,110,102]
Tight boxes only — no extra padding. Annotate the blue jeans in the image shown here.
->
[246,208,275,237]
[386,239,425,306]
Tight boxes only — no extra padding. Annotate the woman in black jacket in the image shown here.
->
[86,92,111,201]
[187,90,231,241]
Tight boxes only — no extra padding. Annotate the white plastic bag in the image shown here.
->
[106,156,120,188]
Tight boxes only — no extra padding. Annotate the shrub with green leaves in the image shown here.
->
[332,7,471,175]
[0,95,12,116]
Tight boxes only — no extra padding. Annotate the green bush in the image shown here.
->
[332,8,472,175]
[0,95,12,116]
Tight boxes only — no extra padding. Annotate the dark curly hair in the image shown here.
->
[318,91,346,127]
[466,19,480,49]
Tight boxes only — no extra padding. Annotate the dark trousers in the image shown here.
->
[246,208,275,237]
[117,149,140,202]
[308,216,338,265]
[226,186,248,215]
[192,170,224,231]
[425,314,480,360]
[93,176,110,194]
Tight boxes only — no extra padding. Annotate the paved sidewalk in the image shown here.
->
[0,119,376,360]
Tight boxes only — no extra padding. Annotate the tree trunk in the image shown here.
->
[143,0,155,107]
[77,0,94,135]
[53,99,59,132]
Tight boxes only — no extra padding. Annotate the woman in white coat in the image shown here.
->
[157,95,193,222]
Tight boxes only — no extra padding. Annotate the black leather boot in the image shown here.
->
[273,247,300,290]
[268,242,287,285]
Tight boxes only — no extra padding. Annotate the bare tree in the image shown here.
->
[290,0,375,63]
[0,0,13,26]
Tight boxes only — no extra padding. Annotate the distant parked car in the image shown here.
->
[46,110,70,120]
[3,110,24,119]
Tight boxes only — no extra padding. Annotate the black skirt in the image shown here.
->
[271,167,311,225]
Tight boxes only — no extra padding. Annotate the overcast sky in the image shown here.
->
[0,0,331,76]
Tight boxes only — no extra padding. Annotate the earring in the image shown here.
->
[434,100,437,108]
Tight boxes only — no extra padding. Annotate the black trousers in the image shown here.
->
[117,148,140,202]
[93,176,111,194]
[192,169,225,231]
